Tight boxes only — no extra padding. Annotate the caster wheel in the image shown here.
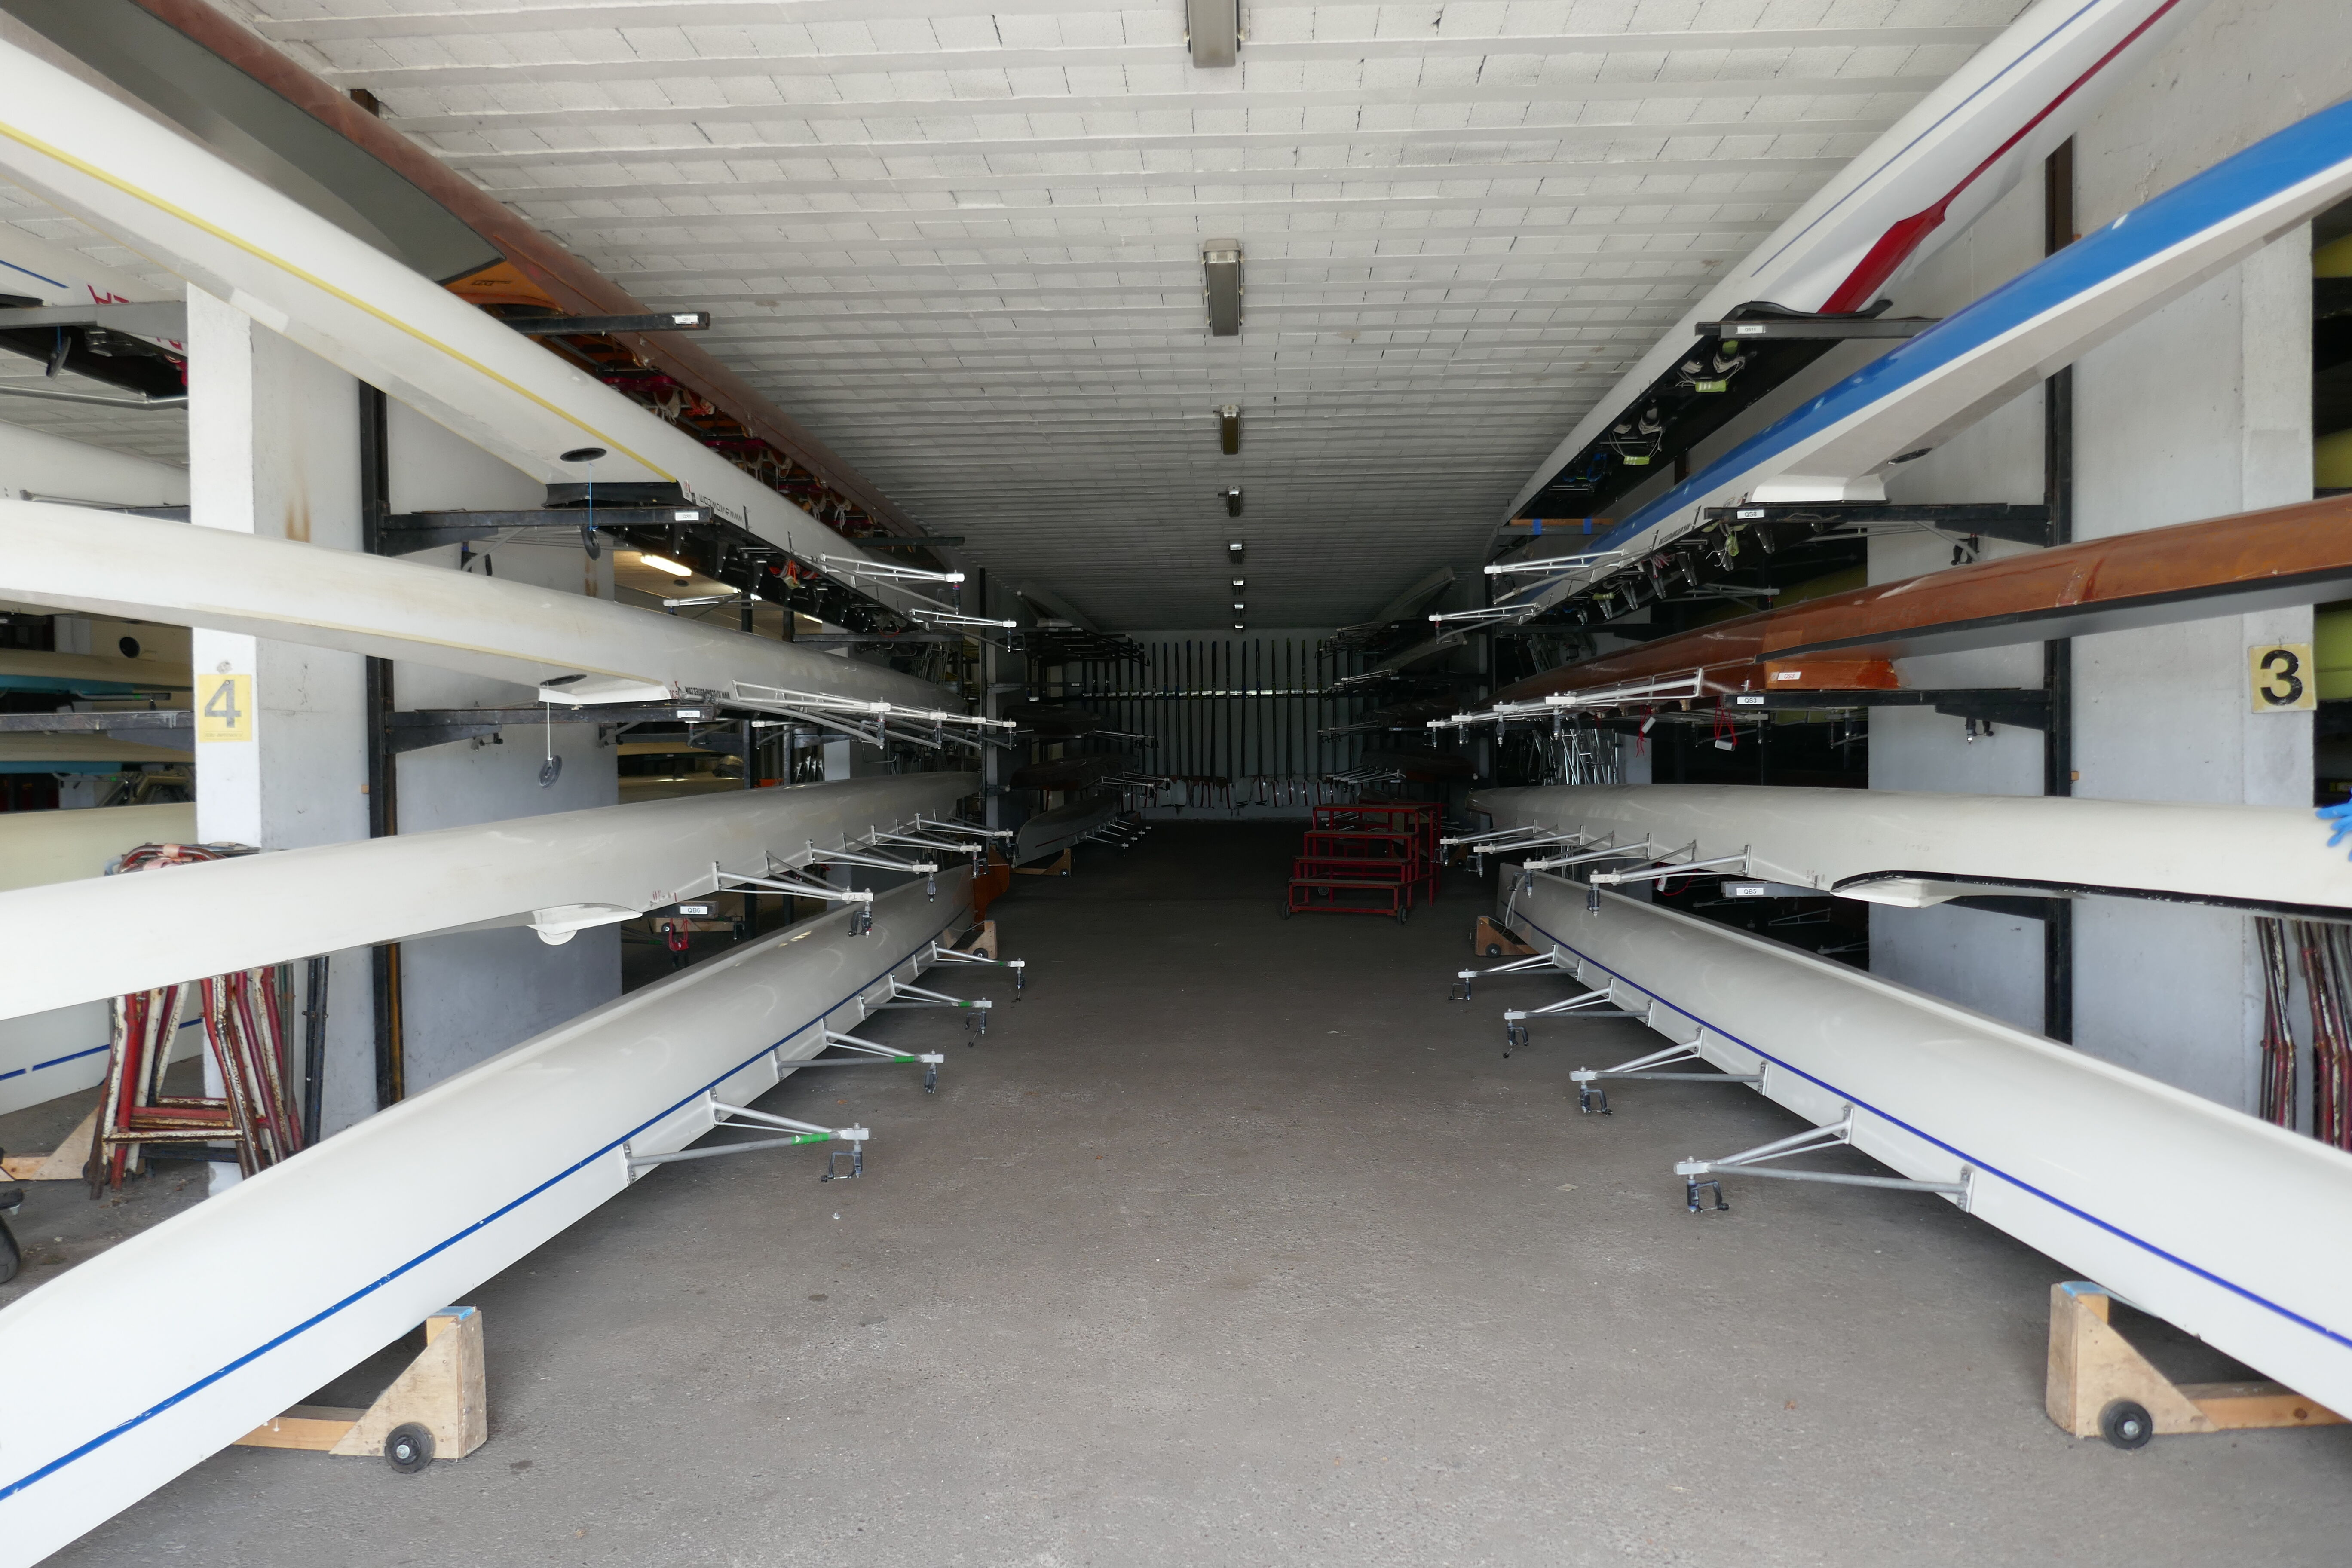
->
[1280,903,1293,920]
[1485,943,1503,957]
[0,1213,19,1286]
[2098,1399,2154,1450]
[384,1422,435,1473]
[1395,909,1408,924]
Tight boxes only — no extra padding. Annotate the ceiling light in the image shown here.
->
[1232,622,1246,631]
[1186,0,1240,67]
[635,550,692,577]
[1228,542,1245,562]
[1202,241,1243,336]
[1232,601,1246,612]
[1218,404,1240,453]
[1231,577,1245,588]
[1220,486,1243,517]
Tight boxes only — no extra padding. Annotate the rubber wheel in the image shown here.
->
[0,1214,19,1286]
[1280,901,1293,919]
[1485,943,1503,957]
[384,1422,436,1473]
[1395,908,1408,925]
[2098,1399,2154,1450]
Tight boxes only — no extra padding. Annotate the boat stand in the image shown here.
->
[2045,1281,2346,1448]
[233,1306,487,1473]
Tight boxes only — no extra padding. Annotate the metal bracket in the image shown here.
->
[1500,987,1637,1054]
[725,682,1015,754]
[378,505,714,552]
[1672,1108,1972,1213]
[1428,671,1712,732]
[1081,818,1148,850]
[1425,605,1528,630]
[925,942,1026,998]
[1441,823,1596,876]
[1570,1041,1763,1115]
[1521,838,1654,877]
[1590,846,1752,889]
[876,978,992,1041]
[624,1099,867,1178]
[1449,952,1554,1002]
[811,1027,946,1093]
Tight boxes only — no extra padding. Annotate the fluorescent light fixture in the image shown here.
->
[1232,622,1246,631]
[1186,0,1241,68]
[1228,541,1245,561]
[1202,241,1243,336]
[1231,578,1245,588]
[635,550,692,577]
[1220,486,1243,517]
[1218,404,1240,453]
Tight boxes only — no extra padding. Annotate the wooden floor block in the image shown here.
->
[1,1108,99,1181]
[235,1306,487,1461]
[2045,1282,2343,1441]
[1472,917,1536,957]
[960,920,999,960]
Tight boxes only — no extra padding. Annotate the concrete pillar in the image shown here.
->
[186,285,372,1179]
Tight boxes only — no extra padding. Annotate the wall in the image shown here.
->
[1044,628,1377,818]
[1859,0,2348,1108]
[380,400,621,1097]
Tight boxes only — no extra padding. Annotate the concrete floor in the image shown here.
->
[40,822,2352,1565]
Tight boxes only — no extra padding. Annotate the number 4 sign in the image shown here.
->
[196,673,254,741]
[2248,643,2317,713]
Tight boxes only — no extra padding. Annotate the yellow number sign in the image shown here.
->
[196,673,254,741]
[2249,643,2317,713]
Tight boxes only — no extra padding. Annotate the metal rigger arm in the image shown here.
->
[1501,986,1639,1054]
[809,1026,947,1093]
[925,940,1026,997]
[874,976,994,1041]
[1571,1041,1763,1115]
[1674,1109,1973,1213]
[625,1097,869,1182]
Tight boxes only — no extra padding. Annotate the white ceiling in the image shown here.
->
[19,2,2036,628]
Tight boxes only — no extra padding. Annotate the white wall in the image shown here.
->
[381,401,621,1097]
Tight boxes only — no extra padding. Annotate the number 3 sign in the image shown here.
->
[196,672,254,741]
[2248,643,2317,712]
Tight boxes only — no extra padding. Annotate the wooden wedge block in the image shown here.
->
[2046,1282,2344,1439]
[1,1108,99,1181]
[234,1306,487,1461]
